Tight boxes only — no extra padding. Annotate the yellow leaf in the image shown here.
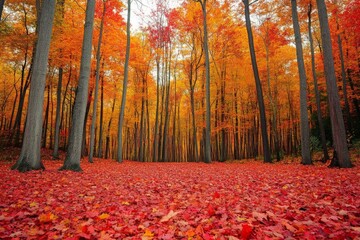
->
[99,213,110,220]
[39,213,57,223]
[121,201,130,205]
[142,229,154,240]
[237,217,247,222]
[29,202,38,208]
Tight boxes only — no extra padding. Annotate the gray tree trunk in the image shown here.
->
[116,0,131,162]
[336,21,352,134]
[152,59,160,162]
[60,0,96,171]
[11,0,56,172]
[242,0,271,163]
[52,68,62,159]
[316,0,352,168]
[197,0,211,163]
[308,3,329,161]
[52,0,66,159]
[291,0,312,165]
[89,1,105,163]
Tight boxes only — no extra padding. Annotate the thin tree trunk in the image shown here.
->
[242,0,271,163]
[52,0,65,158]
[308,3,329,161]
[291,0,312,165]
[97,73,104,157]
[152,58,160,162]
[336,19,352,134]
[42,84,50,148]
[105,96,116,159]
[81,89,92,157]
[117,0,131,162]
[197,0,211,163]
[89,1,105,163]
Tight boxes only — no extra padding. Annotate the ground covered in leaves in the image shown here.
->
[0,157,359,239]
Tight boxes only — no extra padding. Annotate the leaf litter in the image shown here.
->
[0,159,359,239]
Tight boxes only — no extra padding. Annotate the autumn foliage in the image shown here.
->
[0,158,359,239]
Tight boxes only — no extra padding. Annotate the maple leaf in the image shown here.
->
[252,211,267,222]
[207,204,216,216]
[160,210,180,222]
[241,224,253,239]
[213,192,220,199]
[141,229,154,240]
[98,213,110,220]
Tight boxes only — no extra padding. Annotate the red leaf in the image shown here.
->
[213,192,220,199]
[241,224,253,240]
[207,204,215,216]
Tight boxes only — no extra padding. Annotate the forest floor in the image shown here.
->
[0,148,359,239]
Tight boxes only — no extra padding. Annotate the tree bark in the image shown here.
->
[97,73,104,157]
[89,1,105,163]
[53,68,63,158]
[316,0,352,168]
[60,0,96,171]
[197,0,212,163]
[242,0,271,163]
[307,3,329,161]
[291,0,312,165]
[11,0,56,172]
[116,0,131,162]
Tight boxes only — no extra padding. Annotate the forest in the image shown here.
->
[0,0,359,168]
[0,0,359,238]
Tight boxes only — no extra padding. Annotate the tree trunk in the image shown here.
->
[152,58,160,162]
[336,19,352,134]
[81,89,92,157]
[242,0,271,163]
[198,0,211,163]
[291,0,312,165]
[308,3,329,161]
[97,74,104,157]
[52,0,66,158]
[60,0,96,171]
[53,68,62,158]
[116,0,131,162]
[11,0,56,172]
[105,96,116,159]
[316,0,352,168]
[42,84,50,148]
[89,1,105,163]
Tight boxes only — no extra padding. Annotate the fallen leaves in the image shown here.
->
[160,210,181,222]
[0,159,359,239]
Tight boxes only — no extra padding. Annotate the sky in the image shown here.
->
[129,0,182,31]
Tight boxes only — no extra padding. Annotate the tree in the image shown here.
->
[89,0,106,163]
[195,0,211,163]
[291,0,311,165]
[316,0,352,168]
[59,0,96,171]
[116,0,131,163]
[53,0,66,159]
[307,2,329,161]
[11,0,56,172]
[242,0,271,163]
